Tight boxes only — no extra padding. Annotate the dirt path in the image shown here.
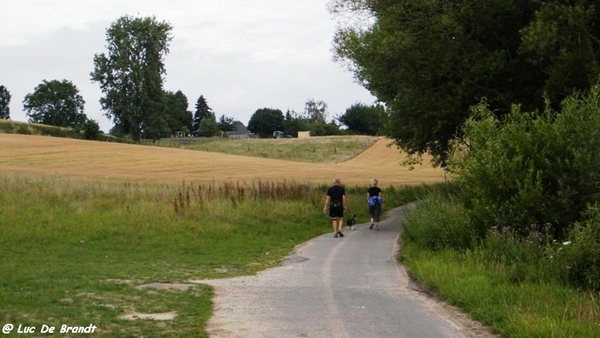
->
[191,206,498,338]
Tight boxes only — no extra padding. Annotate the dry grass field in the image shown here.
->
[0,133,445,186]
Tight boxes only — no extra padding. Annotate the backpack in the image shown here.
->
[368,196,382,207]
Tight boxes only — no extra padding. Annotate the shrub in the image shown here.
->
[451,86,600,239]
[562,205,600,291]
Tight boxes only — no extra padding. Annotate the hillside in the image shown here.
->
[0,134,445,186]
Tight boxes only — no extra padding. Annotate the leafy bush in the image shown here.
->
[451,86,600,239]
[562,205,600,291]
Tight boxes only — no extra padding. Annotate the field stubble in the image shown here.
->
[0,134,444,186]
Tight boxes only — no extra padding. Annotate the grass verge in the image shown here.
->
[399,192,600,338]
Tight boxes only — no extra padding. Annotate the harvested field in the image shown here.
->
[0,134,445,186]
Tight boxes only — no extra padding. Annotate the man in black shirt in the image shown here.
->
[323,178,347,238]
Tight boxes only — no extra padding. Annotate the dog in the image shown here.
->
[346,214,357,231]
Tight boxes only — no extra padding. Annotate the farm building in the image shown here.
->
[226,122,251,139]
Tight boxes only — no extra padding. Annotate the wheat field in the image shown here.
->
[0,133,445,186]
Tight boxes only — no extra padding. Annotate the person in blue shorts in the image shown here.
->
[367,178,383,230]
[323,178,347,238]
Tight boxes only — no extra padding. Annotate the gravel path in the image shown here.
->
[192,205,498,338]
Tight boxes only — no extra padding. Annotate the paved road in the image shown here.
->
[193,205,496,338]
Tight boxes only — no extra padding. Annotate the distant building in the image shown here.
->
[226,122,251,139]
[298,131,311,139]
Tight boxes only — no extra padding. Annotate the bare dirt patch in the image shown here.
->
[119,312,178,321]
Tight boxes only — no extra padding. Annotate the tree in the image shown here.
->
[217,114,236,132]
[91,15,172,141]
[303,99,332,136]
[0,85,11,119]
[338,103,386,135]
[198,115,220,137]
[164,90,192,135]
[247,108,284,138]
[83,119,100,140]
[331,0,600,166]
[192,95,213,135]
[23,79,87,128]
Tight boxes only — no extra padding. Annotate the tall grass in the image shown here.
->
[0,176,329,336]
[1,175,411,337]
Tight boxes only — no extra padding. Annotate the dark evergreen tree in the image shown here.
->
[192,95,213,136]
[0,85,11,119]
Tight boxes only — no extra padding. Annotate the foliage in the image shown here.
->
[217,114,237,132]
[247,108,285,138]
[338,102,386,135]
[164,90,192,136]
[520,2,600,106]
[192,95,214,135]
[23,79,87,128]
[0,85,10,119]
[82,119,101,140]
[562,205,600,291]
[198,115,220,137]
[91,15,172,141]
[330,0,600,166]
[451,86,600,239]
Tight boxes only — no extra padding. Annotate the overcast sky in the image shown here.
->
[0,0,376,133]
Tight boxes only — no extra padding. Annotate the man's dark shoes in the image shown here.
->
[337,231,344,237]
[369,223,374,230]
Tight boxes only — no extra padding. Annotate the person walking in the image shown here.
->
[367,178,383,230]
[324,178,347,238]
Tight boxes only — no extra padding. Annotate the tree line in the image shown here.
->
[0,15,386,141]
[330,0,600,166]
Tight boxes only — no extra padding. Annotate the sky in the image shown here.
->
[0,0,376,133]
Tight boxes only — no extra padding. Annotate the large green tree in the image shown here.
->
[164,90,192,135]
[0,85,10,119]
[248,108,285,138]
[331,0,600,166]
[91,15,172,141]
[23,79,87,128]
[338,103,386,135]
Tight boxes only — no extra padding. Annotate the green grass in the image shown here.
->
[400,245,599,337]
[0,175,411,337]
[399,192,600,338]
[0,119,127,143]
[155,135,378,163]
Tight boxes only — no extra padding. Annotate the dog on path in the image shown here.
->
[346,214,356,231]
